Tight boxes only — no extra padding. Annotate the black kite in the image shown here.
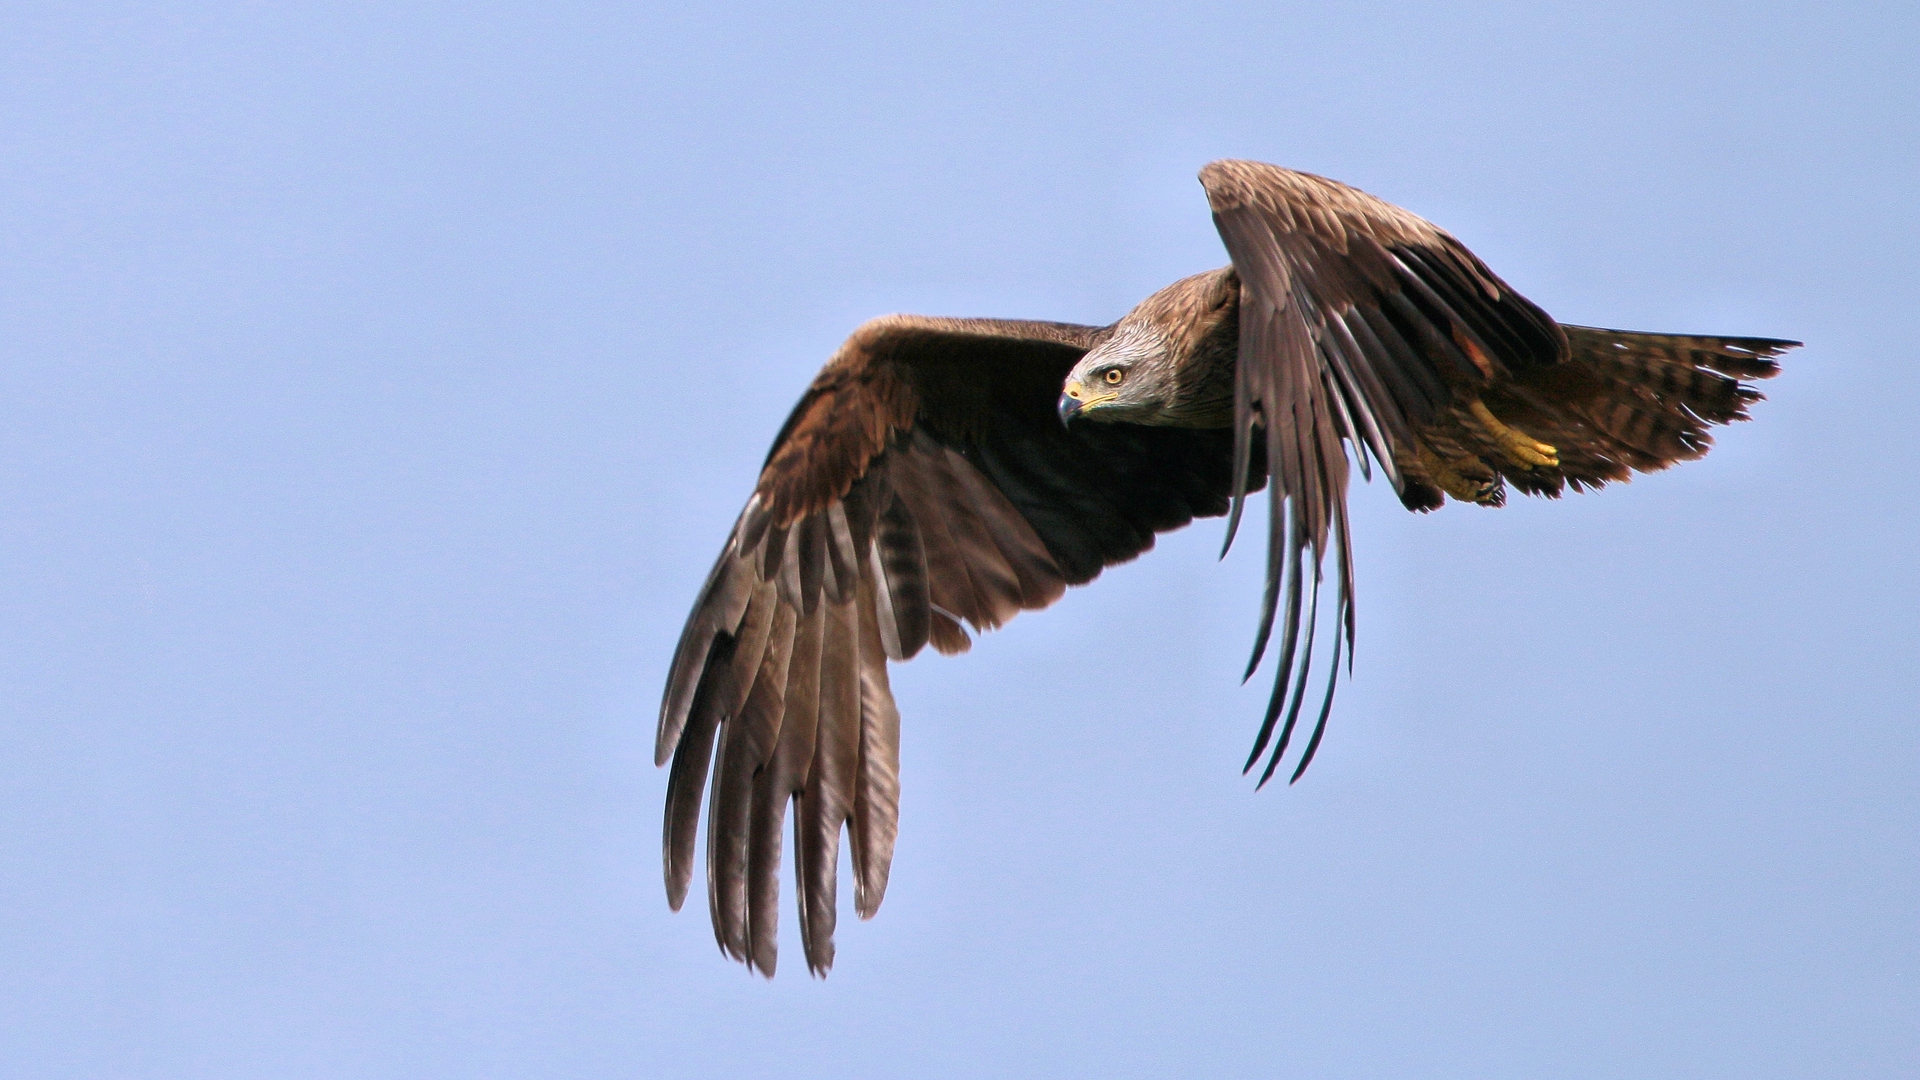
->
[655,160,1796,976]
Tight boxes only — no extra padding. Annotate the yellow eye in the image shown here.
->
[1103,368,1125,385]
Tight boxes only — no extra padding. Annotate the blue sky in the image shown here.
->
[1,2,1914,1077]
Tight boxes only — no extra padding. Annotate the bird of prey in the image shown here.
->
[655,160,1796,977]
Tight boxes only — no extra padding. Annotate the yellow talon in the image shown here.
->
[1467,401,1559,468]
[1415,443,1502,505]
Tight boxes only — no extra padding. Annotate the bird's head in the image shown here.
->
[1058,321,1175,425]
[1058,267,1238,428]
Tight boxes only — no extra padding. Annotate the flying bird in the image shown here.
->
[655,160,1796,977]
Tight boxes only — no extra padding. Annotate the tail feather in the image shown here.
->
[1563,326,1793,380]
[1471,325,1794,497]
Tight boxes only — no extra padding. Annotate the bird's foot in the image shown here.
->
[1465,400,1559,469]
[1414,443,1505,506]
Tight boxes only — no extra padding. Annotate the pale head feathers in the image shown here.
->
[1064,267,1240,428]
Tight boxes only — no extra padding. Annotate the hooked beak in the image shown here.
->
[1059,379,1117,425]
[1058,381,1085,425]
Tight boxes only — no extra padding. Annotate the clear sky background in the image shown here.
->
[2,2,1914,1077]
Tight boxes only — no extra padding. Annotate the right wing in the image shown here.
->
[656,315,1249,977]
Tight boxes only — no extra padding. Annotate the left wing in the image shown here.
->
[1200,160,1567,784]
[1200,161,1791,785]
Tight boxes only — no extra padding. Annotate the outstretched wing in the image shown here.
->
[1200,160,1570,786]
[656,315,1248,976]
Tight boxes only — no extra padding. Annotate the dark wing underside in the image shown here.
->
[655,315,1252,976]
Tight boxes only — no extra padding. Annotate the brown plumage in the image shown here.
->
[656,160,1797,977]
